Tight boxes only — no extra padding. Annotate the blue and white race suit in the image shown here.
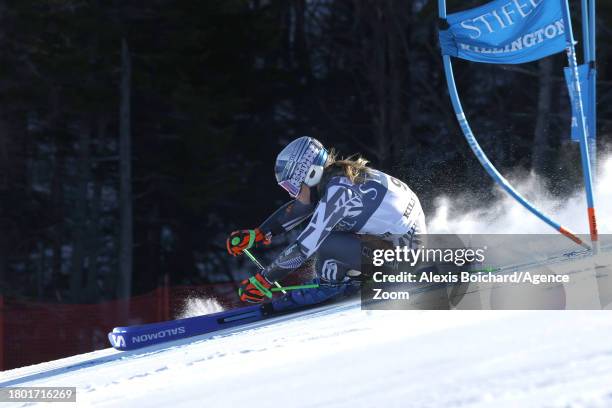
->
[258,168,426,309]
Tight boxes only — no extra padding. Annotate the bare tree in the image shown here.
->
[532,58,553,172]
[118,38,133,300]
[70,120,92,302]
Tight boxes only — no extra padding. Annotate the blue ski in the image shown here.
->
[108,304,273,351]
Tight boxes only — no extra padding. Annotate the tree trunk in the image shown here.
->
[370,2,389,167]
[85,116,108,300]
[532,57,553,172]
[293,0,311,83]
[50,147,65,301]
[118,38,133,300]
[0,113,10,295]
[47,87,65,301]
[70,120,92,302]
[389,0,407,164]
[145,207,161,292]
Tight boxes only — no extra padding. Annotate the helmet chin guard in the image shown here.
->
[275,137,328,197]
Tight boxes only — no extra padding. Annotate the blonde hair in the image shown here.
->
[325,148,370,183]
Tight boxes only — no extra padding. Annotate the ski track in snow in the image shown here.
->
[3,304,612,408]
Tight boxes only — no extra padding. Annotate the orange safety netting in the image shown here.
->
[0,283,241,371]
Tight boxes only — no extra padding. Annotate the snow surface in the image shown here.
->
[4,159,612,407]
[3,302,612,408]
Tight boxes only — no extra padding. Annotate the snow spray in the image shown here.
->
[178,297,225,318]
[429,156,612,235]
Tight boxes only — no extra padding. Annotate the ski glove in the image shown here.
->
[238,273,273,303]
[226,228,271,257]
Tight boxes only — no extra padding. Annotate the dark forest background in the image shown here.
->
[0,0,610,303]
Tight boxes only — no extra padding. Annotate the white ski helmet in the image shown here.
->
[275,136,329,197]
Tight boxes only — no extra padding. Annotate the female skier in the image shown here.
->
[227,136,426,310]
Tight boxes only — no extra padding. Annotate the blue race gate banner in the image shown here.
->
[439,0,567,64]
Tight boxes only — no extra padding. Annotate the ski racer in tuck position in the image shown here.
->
[227,136,426,310]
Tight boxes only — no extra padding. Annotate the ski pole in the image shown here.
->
[243,248,287,294]
[271,284,320,292]
[243,248,265,269]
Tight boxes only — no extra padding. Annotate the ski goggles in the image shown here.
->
[278,179,301,198]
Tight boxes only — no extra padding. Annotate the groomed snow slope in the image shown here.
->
[3,302,612,408]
